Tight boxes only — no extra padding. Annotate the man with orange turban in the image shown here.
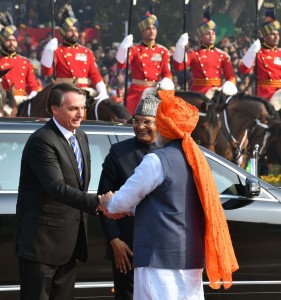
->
[99,90,238,299]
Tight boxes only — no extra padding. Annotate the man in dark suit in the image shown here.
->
[98,94,160,300]
[16,82,103,300]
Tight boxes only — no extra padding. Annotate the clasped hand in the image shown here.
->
[97,191,131,219]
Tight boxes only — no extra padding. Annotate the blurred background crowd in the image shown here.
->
[0,0,262,104]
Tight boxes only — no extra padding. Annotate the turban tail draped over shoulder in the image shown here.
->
[156,90,239,289]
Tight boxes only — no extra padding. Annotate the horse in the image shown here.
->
[86,97,131,123]
[215,93,279,169]
[175,90,223,152]
[257,109,281,171]
[17,84,52,118]
[0,83,17,117]
[17,83,132,123]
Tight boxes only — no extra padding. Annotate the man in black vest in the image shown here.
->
[99,90,238,299]
[98,94,160,300]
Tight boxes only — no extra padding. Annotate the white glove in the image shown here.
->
[27,91,38,99]
[173,33,189,63]
[157,77,175,90]
[120,34,133,48]
[116,34,134,64]
[41,38,58,68]
[95,81,109,101]
[44,38,58,51]
[222,81,238,96]
[242,39,261,68]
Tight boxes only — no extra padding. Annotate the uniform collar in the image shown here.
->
[1,49,17,57]
[201,44,215,50]
[262,42,277,50]
[142,41,156,48]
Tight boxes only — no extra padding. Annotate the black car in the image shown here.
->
[1,118,281,300]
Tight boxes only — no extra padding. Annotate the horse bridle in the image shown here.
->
[222,96,271,166]
[94,98,107,121]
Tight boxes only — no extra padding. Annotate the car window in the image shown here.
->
[87,134,112,191]
[207,157,246,195]
[0,131,126,192]
[0,133,31,190]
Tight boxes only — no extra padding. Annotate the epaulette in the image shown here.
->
[215,47,230,59]
[157,44,169,51]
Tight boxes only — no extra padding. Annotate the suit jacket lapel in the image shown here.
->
[49,119,84,188]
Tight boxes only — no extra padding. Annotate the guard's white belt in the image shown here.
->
[132,78,157,87]
[56,77,89,84]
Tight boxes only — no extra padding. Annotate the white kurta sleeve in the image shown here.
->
[108,153,164,213]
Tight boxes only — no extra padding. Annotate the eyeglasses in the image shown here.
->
[132,118,155,126]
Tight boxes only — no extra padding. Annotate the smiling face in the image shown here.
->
[51,91,86,132]
[133,114,157,144]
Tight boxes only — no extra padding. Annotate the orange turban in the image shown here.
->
[156,90,239,289]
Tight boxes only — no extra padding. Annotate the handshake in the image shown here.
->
[97,191,131,219]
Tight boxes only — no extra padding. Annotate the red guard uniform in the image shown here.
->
[118,42,172,115]
[174,46,236,94]
[239,46,281,100]
[42,44,102,89]
[0,53,38,98]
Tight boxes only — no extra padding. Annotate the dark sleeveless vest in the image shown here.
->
[133,139,205,269]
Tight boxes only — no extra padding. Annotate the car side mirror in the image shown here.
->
[245,177,260,197]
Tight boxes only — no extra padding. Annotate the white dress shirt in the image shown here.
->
[107,153,164,214]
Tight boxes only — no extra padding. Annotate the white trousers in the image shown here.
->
[134,267,204,300]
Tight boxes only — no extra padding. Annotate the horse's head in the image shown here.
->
[192,101,221,152]
[174,90,222,152]
[86,98,131,123]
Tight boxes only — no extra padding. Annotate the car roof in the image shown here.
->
[0,117,134,135]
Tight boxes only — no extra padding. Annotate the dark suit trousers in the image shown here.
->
[18,256,77,300]
[111,260,134,300]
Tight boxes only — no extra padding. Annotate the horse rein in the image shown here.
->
[94,98,106,121]
[222,96,248,166]
[222,96,271,166]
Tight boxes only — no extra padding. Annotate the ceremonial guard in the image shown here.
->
[173,6,237,97]
[239,5,281,110]
[116,12,173,115]
[0,11,38,104]
[41,5,108,100]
